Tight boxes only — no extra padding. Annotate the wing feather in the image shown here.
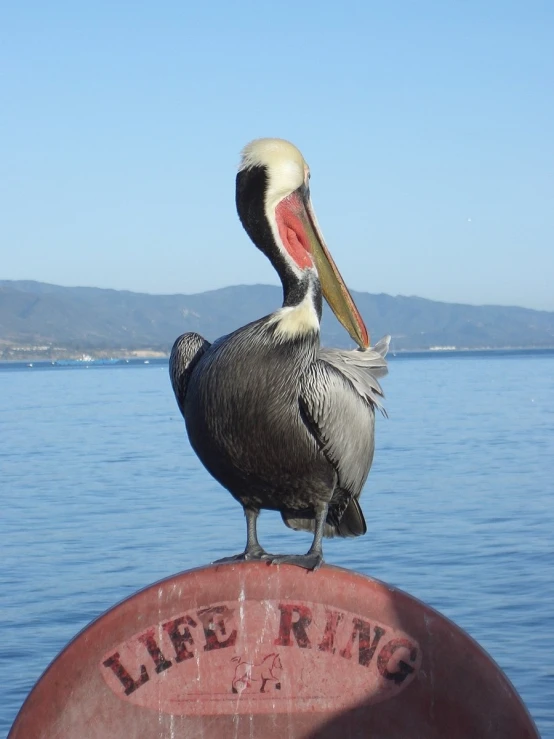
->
[318,335,390,415]
[300,335,390,502]
[169,332,211,416]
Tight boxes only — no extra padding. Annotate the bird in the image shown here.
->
[170,138,389,570]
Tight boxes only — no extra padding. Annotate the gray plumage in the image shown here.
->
[293,336,390,537]
[169,332,211,417]
[169,137,390,568]
[170,317,389,546]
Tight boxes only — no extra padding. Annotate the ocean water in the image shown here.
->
[1,351,553,737]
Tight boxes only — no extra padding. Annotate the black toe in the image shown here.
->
[269,552,324,571]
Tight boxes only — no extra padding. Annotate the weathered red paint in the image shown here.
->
[97,596,418,716]
[8,562,539,738]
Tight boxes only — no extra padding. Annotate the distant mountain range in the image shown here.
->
[1,280,553,359]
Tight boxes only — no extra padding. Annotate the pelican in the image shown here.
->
[170,138,389,569]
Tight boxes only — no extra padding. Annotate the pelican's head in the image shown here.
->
[236,138,369,349]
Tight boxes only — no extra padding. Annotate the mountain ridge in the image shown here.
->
[1,280,553,360]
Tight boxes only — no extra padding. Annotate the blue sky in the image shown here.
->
[1,1,553,310]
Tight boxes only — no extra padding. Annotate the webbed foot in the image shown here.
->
[269,552,324,571]
[214,545,271,564]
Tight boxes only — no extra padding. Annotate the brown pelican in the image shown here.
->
[170,138,389,569]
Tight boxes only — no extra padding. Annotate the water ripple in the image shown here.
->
[1,356,553,736]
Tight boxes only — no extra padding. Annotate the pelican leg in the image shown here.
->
[244,508,268,557]
[214,508,270,563]
[271,504,327,571]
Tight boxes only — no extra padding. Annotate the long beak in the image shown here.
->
[300,192,369,349]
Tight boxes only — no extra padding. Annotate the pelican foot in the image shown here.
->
[269,552,324,571]
[214,546,271,564]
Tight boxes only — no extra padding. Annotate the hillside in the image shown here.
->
[1,280,553,360]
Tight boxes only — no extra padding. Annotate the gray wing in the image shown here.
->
[318,335,390,418]
[169,332,211,417]
[299,336,390,534]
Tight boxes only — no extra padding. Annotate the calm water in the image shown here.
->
[1,352,553,737]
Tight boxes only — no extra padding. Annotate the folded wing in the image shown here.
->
[169,333,212,417]
[283,336,390,538]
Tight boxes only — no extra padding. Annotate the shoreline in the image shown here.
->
[2,345,554,365]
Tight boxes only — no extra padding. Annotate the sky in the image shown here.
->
[1,1,553,310]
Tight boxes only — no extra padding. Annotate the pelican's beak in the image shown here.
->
[300,189,369,349]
